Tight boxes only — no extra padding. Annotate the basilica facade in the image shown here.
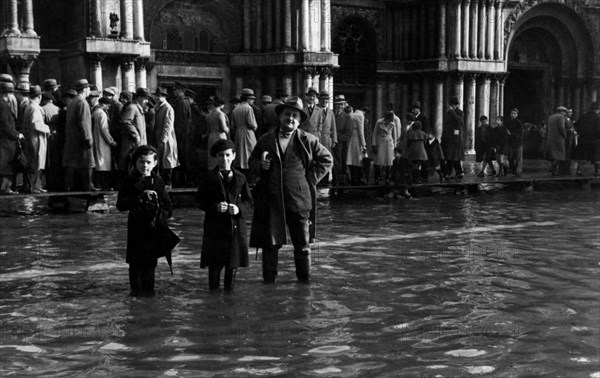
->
[2,0,599,151]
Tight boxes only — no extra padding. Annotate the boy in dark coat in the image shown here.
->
[197,139,253,291]
[117,145,174,297]
[390,147,412,198]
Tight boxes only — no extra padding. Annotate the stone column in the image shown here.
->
[454,0,462,59]
[419,2,427,59]
[465,74,477,153]
[434,74,445,140]
[243,0,251,51]
[477,0,486,59]
[428,2,436,59]
[388,80,397,109]
[321,0,330,51]
[302,67,314,93]
[328,72,334,109]
[462,0,470,59]
[133,0,144,41]
[135,59,147,89]
[255,2,263,51]
[235,75,244,95]
[8,56,36,90]
[438,2,447,58]
[470,0,479,59]
[120,0,133,39]
[2,0,20,36]
[274,0,282,49]
[121,58,135,92]
[90,0,102,37]
[573,81,582,119]
[490,75,499,122]
[284,0,292,50]
[499,73,508,116]
[403,6,410,60]
[90,55,104,91]
[401,79,409,126]
[23,0,36,36]
[422,76,431,123]
[454,73,465,108]
[376,79,384,121]
[558,80,566,106]
[409,5,417,60]
[300,0,310,51]
[494,0,502,60]
[264,0,272,51]
[477,74,491,119]
[486,0,494,60]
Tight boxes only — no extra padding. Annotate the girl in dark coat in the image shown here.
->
[117,145,174,297]
[197,139,253,291]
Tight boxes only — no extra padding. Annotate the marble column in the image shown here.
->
[321,0,330,51]
[419,2,427,59]
[454,0,462,59]
[388,81,397,109]
[120,0,133,39]
[499,73,508,116]
[465,74,477,153]
[121,58,135,92]
[264,0,272,51]
[274,0,282,49]
[409,5,417,60]
[2,0,20,36]
[403,6,410,60]
[23,0,36,36]
[302,67,314,93]
[462,0,470,59]
[133,0,144,41]
[428,2,436,59]
[90,56,104,91]
[477,74,491,119]
[422,76,431,122]
[135,59,147,89]
[255,2,263,51]
[243,0,251,51]
[470,0,479,59]
[494,0,502,60]
[486,0,494,60]
[300,0,310,51]
[8,56,36,90]
[490,75,499,122]
[401,80,409,126]
[90,0,102,37]
[438,2,447,58]
[284,0,292,50]
[434,74,445,140]
[454,73,465,108]
[376,80,384,121]
[478,0,486,59]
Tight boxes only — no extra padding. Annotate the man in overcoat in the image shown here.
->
[63,79,95,191]
[545,106,568,175]
[333,94,351,187]
[154,87,179,188]
[441,96,466,179]
[172,81,192,186]
[0,81,24,194]
[505,108,524,177]
[301,87,324,138]
[119,88,150,172]
[573,101,600,176]
[232,88,258,174]
[22,85,51,193]
[248,97,333,283]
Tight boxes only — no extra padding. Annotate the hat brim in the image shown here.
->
[275,103,308,123]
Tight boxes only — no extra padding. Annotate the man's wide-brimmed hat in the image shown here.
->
[43,78,60,91]
[74,79,90,91]
[0,73,14,84]
[0,81,15,93]
[136,88,151,98]
[154,87,168,97]
[556,106,568,113]
[319,90,331,99]
[275,96,308,123]
[305,87,318,96]
[29,85,42,97]
[210,138,236,157]
[103,87,116,96]
[410,100,421,109]
[261,95,272,104]
[334,94,347,104]
[241,88,255,99]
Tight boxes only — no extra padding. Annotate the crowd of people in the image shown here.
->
[1,72,600,196]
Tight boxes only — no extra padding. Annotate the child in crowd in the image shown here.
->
[117,145,176,297]
[491,116,510,176]
[403,120,428,184]
[197,139,253,291]
[425,132,445,182]
[476,115,490,176]
[390,147,412,198]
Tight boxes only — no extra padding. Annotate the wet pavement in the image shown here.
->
[1,186,599,376]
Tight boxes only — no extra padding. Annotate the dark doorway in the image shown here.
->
[504,68,547,125]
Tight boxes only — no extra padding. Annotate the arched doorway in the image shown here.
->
[332,17,377,108]
[504,3,595,125]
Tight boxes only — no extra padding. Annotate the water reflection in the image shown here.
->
[0,190,599,376]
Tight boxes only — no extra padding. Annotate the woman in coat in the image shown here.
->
[92,98,117,189]
[545,107,567,175]
[204,97,229,171]
[197,139,253,291]
[371,111,397,183]
[346,107,368,184]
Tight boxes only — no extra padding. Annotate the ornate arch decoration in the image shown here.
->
[504,1,596,77]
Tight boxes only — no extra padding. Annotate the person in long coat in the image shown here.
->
[22,86,51,193]
[197,139,253,291]
[317,91,337,153]
[92,97,117,190]
[545,106,568,175]
[301,87,323,139]
[248,97,333,284]
[232,88,258,173]
[346,107,368,184]
[153,87,178,188]
[119,88,150,172]
[403,121,429,183]
[332,95,351,187]
[63,79,95,191]
[171,82,192,186]
[0,81,24,194]
[573,101,600,176]
[441,96,466,179]
[205,97,229,171]
[371,111,397,183]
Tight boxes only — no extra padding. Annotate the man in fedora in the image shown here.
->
[63,78,96,191]
[231,88,258,175]
[441,96,466,179]
[248,96,333,284]
[545,106,568,176]
[0,80,25,194]
[0,74,18,116]
[154,87,179,188]
[43,78,63,107]
[119,88,149,172]
[318,90,337,154]
[171,81,192,186]
[22,85,51,193]
[301,87,323,139]
[332,94,351,188]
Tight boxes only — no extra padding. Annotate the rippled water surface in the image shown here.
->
[1,190,599,377]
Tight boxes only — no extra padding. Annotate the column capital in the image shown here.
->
[89,53,105,62]
[121,57,135,70]
[466,73,479,82]
[318,66,333,77]
[301,66,317,77]
[134,58,148,71]
[477,73,492,83]
[499,73,510,85]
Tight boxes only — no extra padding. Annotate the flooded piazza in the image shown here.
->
[1,189,599,377]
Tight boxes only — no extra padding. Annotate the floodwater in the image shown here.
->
[1,189,599,377]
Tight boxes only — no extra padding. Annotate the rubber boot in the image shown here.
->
[294,256,311,283]
[208,267,221,290]
[224,268,236,291]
